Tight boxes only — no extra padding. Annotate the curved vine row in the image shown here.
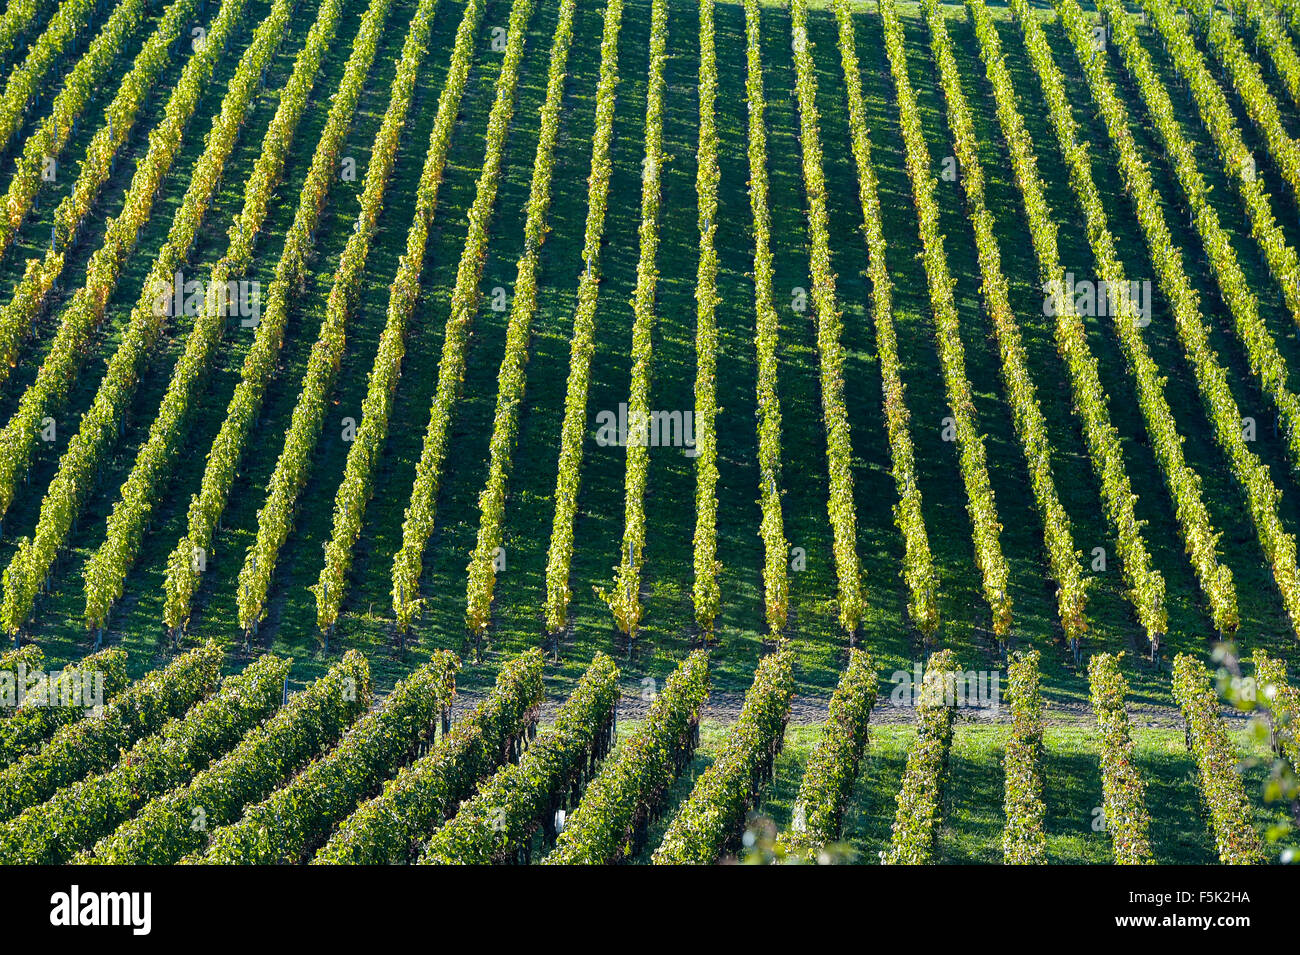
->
[0,642,221,822]
[596,0,667,639]
[0,643,44,675]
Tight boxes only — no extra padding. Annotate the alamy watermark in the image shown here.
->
[49,886,151,936]
[0,663,106,713]
[594,403,699,456]
[150,271,262,327]
[888,663,1001,716]
[1043,272,1152,326]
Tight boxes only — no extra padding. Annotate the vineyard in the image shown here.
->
[2,0,1300,865]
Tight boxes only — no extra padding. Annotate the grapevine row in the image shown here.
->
[420,653,619,865]
[879,0,1013,636]
[1251,648,1300,772]
[1001,649,1045,864]
[0,0,103,154]
[966,0,1170,645]
[160,0,396,633]
[652,644,794,865]
[789,0,864,637]
[982,0,1237,635]
[1151,0,1300,372]
[1266,0,1300,33]
[194,652,459,863]
[829,0,937,637]
[741,0,790,638]
[0,0,151,264]
[1087,652,1154,863]
[1177,0,1300,249]
[236,0,452,633]
[775,648,876,862]
[597,0,667,639]
[1228,0,1300,110]
[1172,652,1264,863]
[883,649,958,865]
[540,0,624,635]
[312,649,543,865]
[82,0,345,630]
[691,0,721,636]
[388,0,538,633]
[0,644,43,675]
[315,0,491,636]
[546,650,709,864]
[0,653,290,864]
[458,0,581,637]
[0,641,222,822]
[922,0,1091,646]
[0,0,59,70]
[1049,0,1300,635]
